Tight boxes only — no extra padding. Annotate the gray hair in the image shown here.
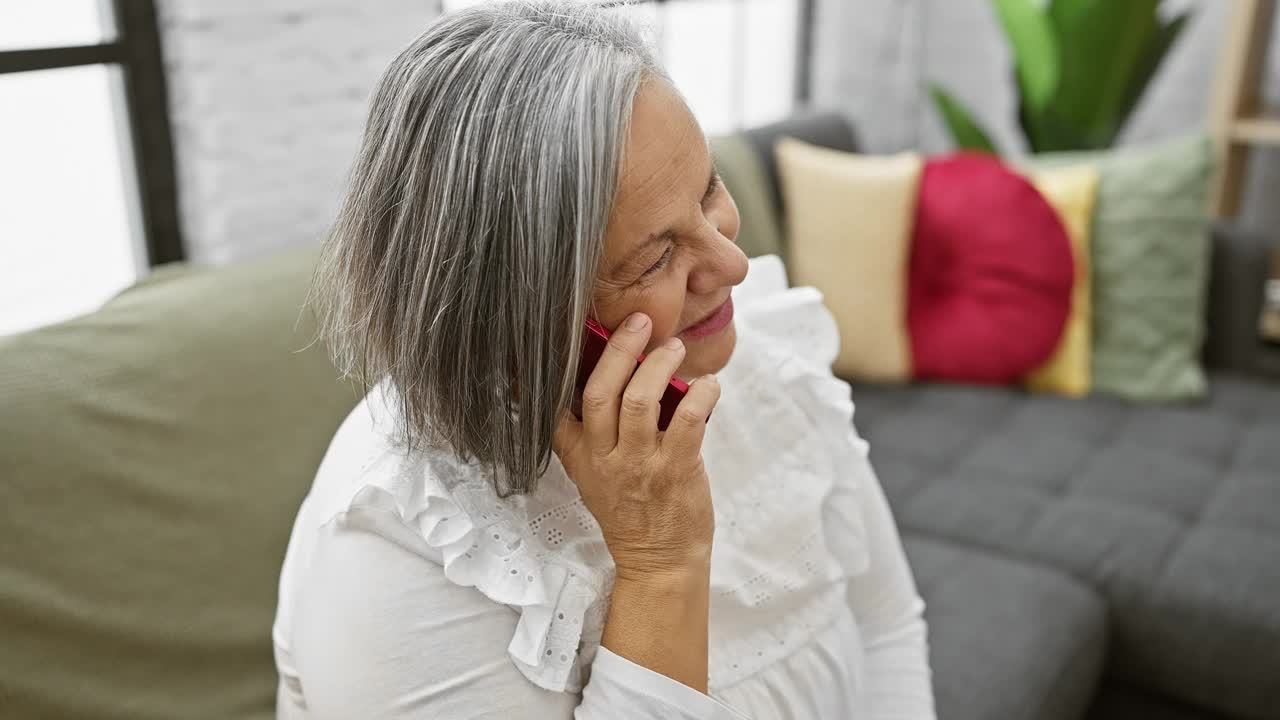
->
[309,0,669,496]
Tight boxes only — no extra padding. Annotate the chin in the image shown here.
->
[680,322,737,378]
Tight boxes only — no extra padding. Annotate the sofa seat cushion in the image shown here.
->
[854,377,1280,720]
[906,536,1106,720]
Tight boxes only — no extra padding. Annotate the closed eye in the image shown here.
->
[702,171,721,205]
[631,165,717,283]
[641,245,674,277]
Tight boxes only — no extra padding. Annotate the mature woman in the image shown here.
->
[273,1,934,718]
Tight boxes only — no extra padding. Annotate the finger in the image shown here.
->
[552,408,584,466]
[660,374,720,460]
[581,312,652,451]
[617,336,687,452]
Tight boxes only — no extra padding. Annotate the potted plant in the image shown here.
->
[931,0,1191,154]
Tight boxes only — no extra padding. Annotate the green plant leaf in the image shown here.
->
[1116,11,1191,135]
[992,0,1060,113]
[1022,105,1092,153]
[1047,0,1091,27]
[1047,0,1160,148]
[1017,95,1049,152]
[929,85,999,154]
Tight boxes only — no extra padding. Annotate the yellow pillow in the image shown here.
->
[774,138,921,382]
[1024,164,1101,396]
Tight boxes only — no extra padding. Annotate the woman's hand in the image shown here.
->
[554,311,720,692]
[553,311,721,580]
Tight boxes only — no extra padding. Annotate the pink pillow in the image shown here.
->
[907,153,1074,384]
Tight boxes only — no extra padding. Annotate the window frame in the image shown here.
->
[0,0,184,265]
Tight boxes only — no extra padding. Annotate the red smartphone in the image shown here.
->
[570,317,692,431]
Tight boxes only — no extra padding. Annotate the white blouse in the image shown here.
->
[273,255,936,719]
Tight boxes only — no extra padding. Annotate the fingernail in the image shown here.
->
[665,337,683,351]
[625,313,648,330]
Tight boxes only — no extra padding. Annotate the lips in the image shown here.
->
[680,297,734,340]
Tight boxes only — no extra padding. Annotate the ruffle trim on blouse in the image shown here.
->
[334,436,612,694]
[733,256,872,581]
[698,258,874,689]
[777,347,872,581]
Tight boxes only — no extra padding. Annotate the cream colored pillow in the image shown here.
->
[774,138,920,382]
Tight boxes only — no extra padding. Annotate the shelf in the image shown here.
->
[1231,113,1280,144]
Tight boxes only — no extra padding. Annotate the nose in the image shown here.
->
[687,221,749,295]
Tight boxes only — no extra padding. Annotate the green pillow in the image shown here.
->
[0,245,360,720]
[1030,135,1214,401]
[710,133,785,259]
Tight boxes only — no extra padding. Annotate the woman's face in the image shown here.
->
[593,79,749,379]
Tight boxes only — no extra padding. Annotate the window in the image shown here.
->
[0,1,180,336]
[441,0,813,135]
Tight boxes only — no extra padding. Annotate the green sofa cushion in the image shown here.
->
[1030,135,1214,401]
[0,245,359,720]
[710,132,785,259]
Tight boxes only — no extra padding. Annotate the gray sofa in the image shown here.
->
[2,110,1274,720]
[746,111,1280,720]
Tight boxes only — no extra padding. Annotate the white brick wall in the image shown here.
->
[155,0,1275,263]
[812,0,1280,228]
[156,0,442,264]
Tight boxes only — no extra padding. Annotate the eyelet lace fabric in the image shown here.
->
[333,430,614,694]
[337,255,872,695]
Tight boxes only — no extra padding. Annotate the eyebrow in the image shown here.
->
[609,158,720,276]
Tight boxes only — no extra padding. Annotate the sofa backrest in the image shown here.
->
[738,107,860,228]
[0,245,360,720]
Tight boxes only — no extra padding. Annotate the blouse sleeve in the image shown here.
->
[280,516,749,720]
[838,455,937,720]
